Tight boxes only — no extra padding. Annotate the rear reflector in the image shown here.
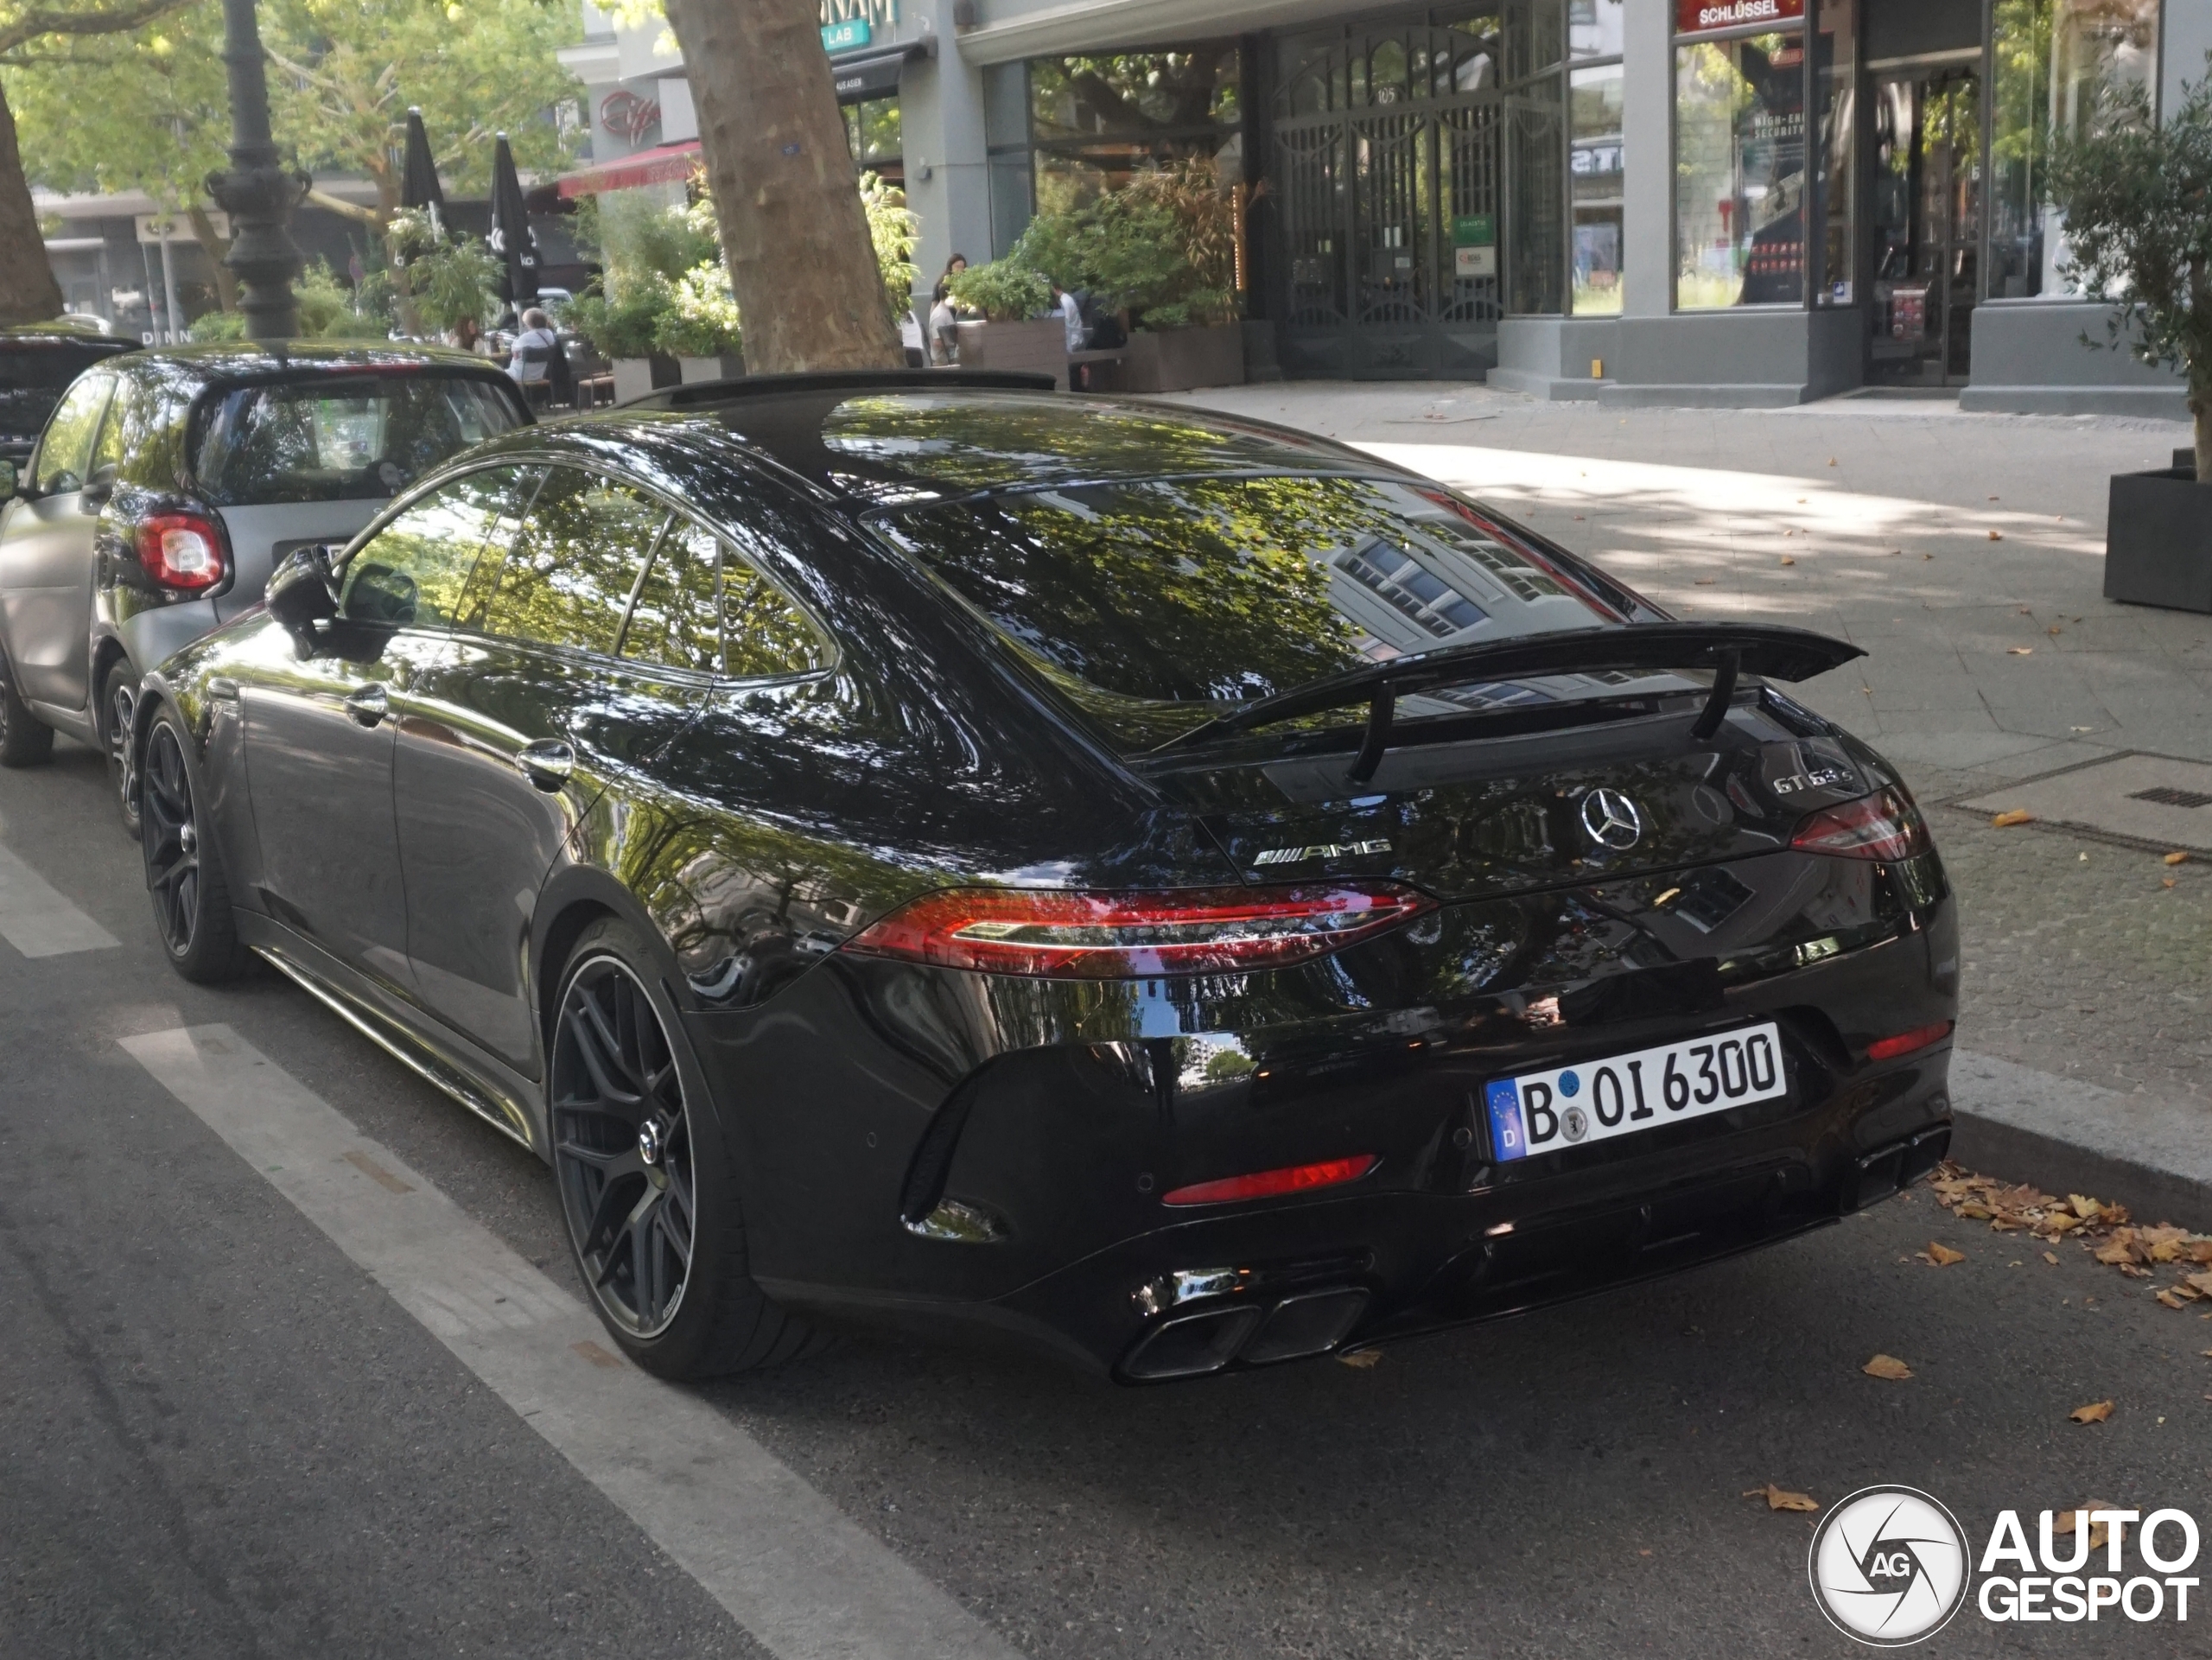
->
[1160,1154,1379,1208]
[1790,786,1932,862]
[844,882,1431,978]
[1866,1021,1953,1062]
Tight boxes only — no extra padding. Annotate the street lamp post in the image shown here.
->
[206,0,306,340]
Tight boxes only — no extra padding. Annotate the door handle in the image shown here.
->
[343,683,388,727]
[207,677,239,703]
[516,738,574,791]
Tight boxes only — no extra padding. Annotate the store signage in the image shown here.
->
[135,211,228,245]
[1452,213,1496,248]
[821,0,894,53]
[1676,0,1803,33]
[821,17,870,50]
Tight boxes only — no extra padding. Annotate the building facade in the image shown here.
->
[564,0,2212,412]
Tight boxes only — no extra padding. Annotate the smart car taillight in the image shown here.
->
[843,882,1433,978]
[1790,787,1931,862]
[137,512,227,592]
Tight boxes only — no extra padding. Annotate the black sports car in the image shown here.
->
[135,372,1956,1383]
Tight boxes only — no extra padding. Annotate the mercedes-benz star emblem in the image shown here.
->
[1579,787,1643,851]
[637,1120,663,1167]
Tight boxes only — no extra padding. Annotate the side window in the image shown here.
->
[31,372,113,495]
[339,466,537,629]
[475,466,669,658]
[621,518,721,675]
[719,530,829,679]
[89,382,130,477]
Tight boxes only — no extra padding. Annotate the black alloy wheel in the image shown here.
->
[554,951,700,1340]
[104,660,141,836]
[0,646,53,767]
[140,712,247,982]
[550,919,818,1377]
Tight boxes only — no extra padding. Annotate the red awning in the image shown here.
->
[555,140,703,200]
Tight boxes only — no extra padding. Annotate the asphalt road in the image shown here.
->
[4,736,2209,1660]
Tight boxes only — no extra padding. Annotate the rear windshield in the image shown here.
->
[876,476,1629,709]
[193,372,524,506]
[0,344,122,438]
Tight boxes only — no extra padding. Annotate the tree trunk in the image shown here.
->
[0,77,64,325]
[663,0,901,372]
[187,204,240,314]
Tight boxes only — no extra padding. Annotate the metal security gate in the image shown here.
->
[1272,20,1510,379]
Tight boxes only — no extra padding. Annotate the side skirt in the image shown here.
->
[241,922,546,1157]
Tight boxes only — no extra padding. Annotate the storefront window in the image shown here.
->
[1028,48,1240,214]
[1675,29,1807,308]
[842,97,902,178]
[1568,0,1624,59]
[1811,0,1854,303]
[1570,61,1623,312]
[1987,0,2158,300]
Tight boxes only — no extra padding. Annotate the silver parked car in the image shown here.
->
[0,343,531,826]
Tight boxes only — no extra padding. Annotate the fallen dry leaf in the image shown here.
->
[2165,851,2191,866]
[1693,577,1716,587]
[1744,1484,1820,1512]
[1921,1243,1966,1267]
[2044,1252,2061,1266]
[1991,810,2035,828]
[2158,1289,2190,1309]
[2094,1240,2139,1266]
[2189,1270,2212,1296]
[2048,626,2063,636]
[2007,646,2034,655]
[1864,1354,1914,1381]
[1337,1348,1382,1370]
[1827,458,1837,466]
[1779,556,1796,566]
[2071,1195,2101,1220]
[2070,1400,2114,1424]
[1989,530,2005,541]
[2165,878,2179,889]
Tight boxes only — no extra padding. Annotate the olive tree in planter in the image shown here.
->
[2050,70,2212,610]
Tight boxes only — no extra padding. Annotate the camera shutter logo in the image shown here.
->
[1808,1485,1971,1645]
[1579,787,1643,850]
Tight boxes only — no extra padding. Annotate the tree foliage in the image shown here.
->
[1012,156,1239,330]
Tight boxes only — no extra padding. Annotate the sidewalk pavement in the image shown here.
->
[1168,382,2212,1224]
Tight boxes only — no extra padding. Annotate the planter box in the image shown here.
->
[678,353,745,384]
[952,318,1071,385]
[1091,324,1246,395]
[611,355,680,403]
[2105,466,2212,613]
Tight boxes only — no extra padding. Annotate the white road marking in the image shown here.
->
[0,836,119,956]
[121,1024,1022,1660]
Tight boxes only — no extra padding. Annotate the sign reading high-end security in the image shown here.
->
[821,0,894,53]
[1675,0,1804,31]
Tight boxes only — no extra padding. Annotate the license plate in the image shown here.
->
[1483,1022,1787,1162]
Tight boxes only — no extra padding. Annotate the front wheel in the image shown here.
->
[550,919,818,1378]
[140,710,249,983]
[103,659,142,837]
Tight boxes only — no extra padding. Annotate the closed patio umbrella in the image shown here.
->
[487,131,541,313]
[400,106,446,240]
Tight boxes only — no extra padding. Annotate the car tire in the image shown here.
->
[550,918,823,1379]
[139,707,251,983]
[0,646,53,767]
[102,659,142,837]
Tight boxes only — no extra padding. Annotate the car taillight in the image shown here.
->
[843,882,1433,978]
[1867,1021,1953,1062]
[137,512,226,592]
[1161,1154,1380,1208]
[1790,786,1931,862]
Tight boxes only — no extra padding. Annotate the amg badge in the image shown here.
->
[1251,838,1393,867]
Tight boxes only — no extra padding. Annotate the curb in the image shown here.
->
[1945,1050,2212,1230]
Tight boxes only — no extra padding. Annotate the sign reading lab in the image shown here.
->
[821,0,894,53]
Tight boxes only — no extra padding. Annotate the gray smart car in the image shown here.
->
[0,342,530,829]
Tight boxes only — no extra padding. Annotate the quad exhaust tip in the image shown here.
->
[1120,1287,1371,1381]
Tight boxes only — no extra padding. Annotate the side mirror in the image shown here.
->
[81,461,118,507]
[267,543,339,639]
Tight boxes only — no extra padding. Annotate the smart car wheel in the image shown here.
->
[103,660,141,836]
[140,711,249,983]
[0,646,53,767]
[550,919,819,1378]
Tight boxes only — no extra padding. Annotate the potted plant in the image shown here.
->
[945,259,1061,377]
[2050,67,2212,610]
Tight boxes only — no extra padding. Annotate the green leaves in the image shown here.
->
[1007,156,1239,332]
[945,259,1050,322]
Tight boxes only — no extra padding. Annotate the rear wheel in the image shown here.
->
[103,659,141,837]
[0,646,52,767]
[140,710,249,983]
[550,919,818,1378]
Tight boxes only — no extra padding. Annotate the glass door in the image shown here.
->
[1867,67,1980,386]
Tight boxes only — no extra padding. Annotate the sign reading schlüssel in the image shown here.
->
[1675,0,1805,32]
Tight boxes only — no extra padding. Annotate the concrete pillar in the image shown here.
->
[1618,0,1673,319]
[899,40,993,313]
[2164,0,2212,117]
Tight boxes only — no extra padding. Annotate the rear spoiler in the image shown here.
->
[1154,621,1864,781]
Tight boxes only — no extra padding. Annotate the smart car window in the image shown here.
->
[338,467,533,629]
[0,343,119,440]
[194,372,524,506]
[30,371,114,495]
[475,466,669,658]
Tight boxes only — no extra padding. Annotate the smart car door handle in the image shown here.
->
[517,739,574,790]
[343,684,388,727]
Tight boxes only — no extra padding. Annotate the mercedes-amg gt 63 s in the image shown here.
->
[133,372,1956,1383]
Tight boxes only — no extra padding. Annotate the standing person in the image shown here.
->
[928,289,960,366]
[931,252,969,308]
[506,307,560,408]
